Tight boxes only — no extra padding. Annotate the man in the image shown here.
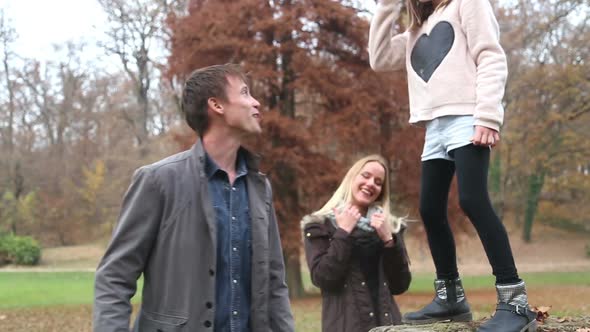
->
[93,64,295,332]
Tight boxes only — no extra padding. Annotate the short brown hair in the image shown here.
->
[181,64,247,135]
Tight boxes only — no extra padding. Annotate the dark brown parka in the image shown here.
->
[302,214,411,332]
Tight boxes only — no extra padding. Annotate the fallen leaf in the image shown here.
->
[533,306,552,313]
[532,305,551,323]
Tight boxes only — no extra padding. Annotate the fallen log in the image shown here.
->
[369,316,590,332]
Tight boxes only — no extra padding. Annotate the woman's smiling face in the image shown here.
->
[350,161,385,212]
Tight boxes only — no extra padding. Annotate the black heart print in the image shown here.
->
[410,21,455,82]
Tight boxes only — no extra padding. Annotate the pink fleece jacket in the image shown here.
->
[369,0,507,131]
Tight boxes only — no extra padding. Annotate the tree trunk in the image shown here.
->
[273,161,305,299]
[9,162,24,235]
[284,252,305,299]
[136,43,150,156]
[522,170,545,242]
[3,44,15,155]
[370,316,590,332]
[3,35,19,235]
[274,5,304,298]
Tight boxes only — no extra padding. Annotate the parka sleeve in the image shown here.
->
[368,0,408,72]
[460,0,508,131]
[382,228,411,295]
[303,221,354,291]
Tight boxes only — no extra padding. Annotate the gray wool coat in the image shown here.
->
[93,140,294,332]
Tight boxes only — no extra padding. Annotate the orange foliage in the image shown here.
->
[166,0,464,261]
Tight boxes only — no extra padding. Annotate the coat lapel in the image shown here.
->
[247,172,269,243]
[200,179,217,248]
[191,140,217,248]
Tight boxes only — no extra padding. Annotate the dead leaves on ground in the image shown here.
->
[534,305,552,323]
[531,305,590,331]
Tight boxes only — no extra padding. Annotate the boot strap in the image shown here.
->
[496,303,536,321]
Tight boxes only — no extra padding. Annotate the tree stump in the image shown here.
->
[369,317,590,332]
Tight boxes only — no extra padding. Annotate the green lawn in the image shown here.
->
[0,270,588,308]
[303,269,590,294]
[407,270,590,293]
[0,272,142,309]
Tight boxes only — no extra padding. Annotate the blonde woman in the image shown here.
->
[369,0,537,331]
[301,155,411,332]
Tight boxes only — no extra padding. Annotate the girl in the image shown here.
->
[301,155,411,332]
[369,0,537,331]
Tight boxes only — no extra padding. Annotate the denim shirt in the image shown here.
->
[205,153,252,332]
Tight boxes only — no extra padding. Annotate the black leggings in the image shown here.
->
[419,144,520,284]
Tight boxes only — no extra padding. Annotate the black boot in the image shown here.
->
[478,281,537,332]
[402,277,473,324]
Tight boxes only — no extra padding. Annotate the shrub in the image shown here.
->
[0,234,41,266]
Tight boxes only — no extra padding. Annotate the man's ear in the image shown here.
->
[208,97,224,115]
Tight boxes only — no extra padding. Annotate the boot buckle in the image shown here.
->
[514,305,526,316]
[497,303,535,321]
[496,303,527,316]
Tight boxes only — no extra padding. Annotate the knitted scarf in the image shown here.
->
[327,204,383,232]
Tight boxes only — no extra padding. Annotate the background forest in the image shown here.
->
[0,0,589,299]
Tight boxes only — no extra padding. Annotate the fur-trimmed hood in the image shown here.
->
[300,214,328,230]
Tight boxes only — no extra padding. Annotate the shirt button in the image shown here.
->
[233,247,237,252]
[206,302,213,309]
[233,311,238,316]
[209,269,215,276]
[204,320,212,327]
[361,282,366,286]
[233,279,238,284]
[383,282,387,286]
[384,313,389,317]
[232,187,237,191]
[306,233,311,237]
[231,216,236,220]
[369,312,374,317]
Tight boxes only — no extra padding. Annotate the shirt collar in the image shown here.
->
[204,151,249,179]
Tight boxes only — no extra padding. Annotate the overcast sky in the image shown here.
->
[2,0,108,62]
[2,0,378,63]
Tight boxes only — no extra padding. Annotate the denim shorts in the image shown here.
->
[421,115,475,161]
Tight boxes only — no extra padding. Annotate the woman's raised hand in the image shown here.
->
[334,204,361,234]
[370,212,394,245]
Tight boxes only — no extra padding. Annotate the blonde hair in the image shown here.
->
[408,0,453,30]
[313,155,404,233]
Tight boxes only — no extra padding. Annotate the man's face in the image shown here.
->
[219,76,262,135]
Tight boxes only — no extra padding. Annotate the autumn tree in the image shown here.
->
[495,0,590,241]
[0,38,172,243]
[97,0,187,154]
[0,10,25,234]
[167,0,420,297]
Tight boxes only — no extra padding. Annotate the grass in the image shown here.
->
[303,269,590,294]
[0,271,588,332]
[0,272,142,309]
[291,297,323,331]
[286,269,590,331]
[0,270,588,308]
[407,270,590,293]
